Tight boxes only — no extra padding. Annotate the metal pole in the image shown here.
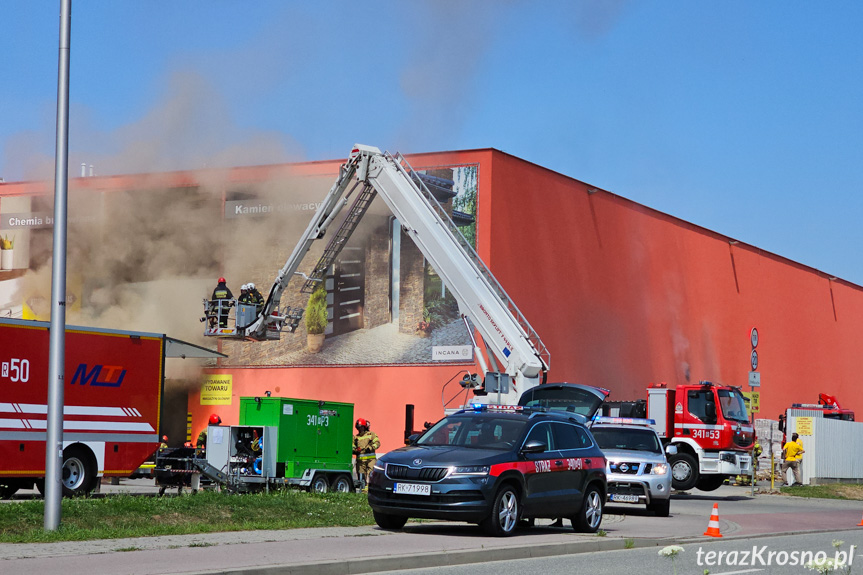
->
[750,398,755,497]
[44,0,71,531]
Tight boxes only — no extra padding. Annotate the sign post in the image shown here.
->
[749,327,759,494]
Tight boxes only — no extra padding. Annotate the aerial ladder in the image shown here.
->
[203,144,549,405]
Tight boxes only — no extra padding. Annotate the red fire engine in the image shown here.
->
[778,392,855,441]
[0,318,217,498]
[604,381,754,491]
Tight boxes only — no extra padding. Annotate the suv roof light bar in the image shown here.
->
[594,416,657,426]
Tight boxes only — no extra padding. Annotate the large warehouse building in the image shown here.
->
[1,147,861,452]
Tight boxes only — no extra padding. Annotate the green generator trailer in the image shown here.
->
[194,396,358,493]
[241,396,356,492]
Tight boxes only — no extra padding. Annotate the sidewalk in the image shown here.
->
[0,520,671,575]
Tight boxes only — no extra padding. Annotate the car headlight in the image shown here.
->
[450,465,490,477]
[651,463,669,475]
[373,462,385,472]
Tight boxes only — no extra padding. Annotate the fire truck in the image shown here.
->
[0,318,221,498]
[782,393,855,424]
[203,143,549,407]
[778,392,855,441]
[603,381,754,492]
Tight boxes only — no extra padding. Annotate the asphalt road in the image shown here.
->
[369,529,863,575]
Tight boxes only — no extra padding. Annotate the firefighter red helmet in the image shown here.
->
[161,435,168,442]
[209,414,222,425]
[355,418,369,431]
[218,277,226,284]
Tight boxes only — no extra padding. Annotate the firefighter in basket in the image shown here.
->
[353,418,380,492]
[248,282,265,312]
[210,278,234,328]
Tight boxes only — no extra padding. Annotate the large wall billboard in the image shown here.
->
[0,162,480,368]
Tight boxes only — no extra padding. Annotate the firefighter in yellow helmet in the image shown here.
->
[736,438,763,486]
[353,418,380,492]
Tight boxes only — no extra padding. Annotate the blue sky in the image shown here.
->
[3,2,863,284]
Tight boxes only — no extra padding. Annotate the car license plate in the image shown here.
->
[611,494,639,503]
[394,482,431,496]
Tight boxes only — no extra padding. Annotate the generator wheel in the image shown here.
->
[311,475,329,493]
[332,474,354,493]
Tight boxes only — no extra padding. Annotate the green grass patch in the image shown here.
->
[779,483,863,500]
[0,490,374,543]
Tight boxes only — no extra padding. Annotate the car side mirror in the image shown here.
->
[665,444,678,456]
[521,439,547,454]
[405,433,420,445]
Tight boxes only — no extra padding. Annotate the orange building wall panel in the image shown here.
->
[190,364,472,454]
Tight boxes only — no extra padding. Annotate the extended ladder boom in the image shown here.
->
[208,144,549,403]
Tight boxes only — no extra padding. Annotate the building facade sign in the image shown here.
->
[1,211,99,229]
[200,374,232,405]
[224,200,323,219]
[432,346,473,361]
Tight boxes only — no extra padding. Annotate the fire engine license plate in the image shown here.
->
[611,494,639,503]
[394,483,431,496]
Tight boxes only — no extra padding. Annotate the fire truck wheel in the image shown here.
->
[311,475,329,493]
[695,475,726,492]
[332,474,354,493]
[669,452,698,491]
[62,446,97,497]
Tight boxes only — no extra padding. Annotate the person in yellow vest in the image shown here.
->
[781,432,805,486]
[353,418,380,492]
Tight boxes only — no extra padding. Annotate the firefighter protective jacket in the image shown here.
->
[353,431,380,460]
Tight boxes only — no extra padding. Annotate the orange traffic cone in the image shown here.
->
[703,502,723,537]
[857,511,863,526]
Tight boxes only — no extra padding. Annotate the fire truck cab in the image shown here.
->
[605,381,754,492]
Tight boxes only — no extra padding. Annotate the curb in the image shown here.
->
[179,525,863,575]
[178,536,675,575]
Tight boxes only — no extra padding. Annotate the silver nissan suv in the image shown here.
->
[590,417,675,517]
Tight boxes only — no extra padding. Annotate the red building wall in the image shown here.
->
[483,151,863,422]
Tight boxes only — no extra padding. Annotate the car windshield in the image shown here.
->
[591,427,662,453]
[718,388,749,422]
[417,415,527,449]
